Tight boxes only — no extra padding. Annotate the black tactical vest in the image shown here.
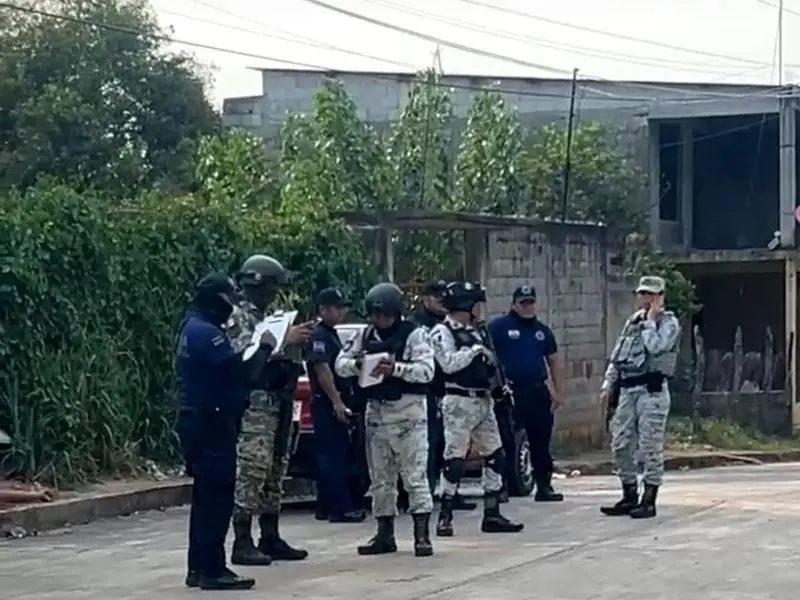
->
[408,310,446,398]
[443,323,494,390]
[360,320,427,401]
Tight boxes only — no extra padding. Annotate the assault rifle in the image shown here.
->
[475,320,514,406]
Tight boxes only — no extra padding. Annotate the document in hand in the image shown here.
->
[358,352,391,388]
[242,310,298,361]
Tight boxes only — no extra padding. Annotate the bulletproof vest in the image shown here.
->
[610,311,679,377]
[443,323,494,390]
[409,310,446,397]
[360,320,427,401]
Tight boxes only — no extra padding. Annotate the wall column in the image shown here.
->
[679,121,694,248]
[648,121,661,247]
[786,256,800,432]
[778,97,797,248]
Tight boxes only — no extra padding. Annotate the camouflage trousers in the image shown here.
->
[439,392,503,495]
[234,389,293,516]
[365,394,433,517]
[611,384,671,486]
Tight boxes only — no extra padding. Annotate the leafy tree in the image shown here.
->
[0,0,219,195]
[453,90,527,214]
[386,70,461,283]
[524,122,647,248]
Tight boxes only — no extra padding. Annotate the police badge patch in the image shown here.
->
[535,330,546,341]
[312,340,326,353]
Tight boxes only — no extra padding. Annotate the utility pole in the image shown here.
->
[561,68,579,221]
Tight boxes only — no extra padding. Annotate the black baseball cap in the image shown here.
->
[422,279,448,297]
[194,272,237,300]
[512,284,536,302]
[315,287,350,307]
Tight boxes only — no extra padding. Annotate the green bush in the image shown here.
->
[0,180,374,486]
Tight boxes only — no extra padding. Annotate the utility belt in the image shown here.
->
[618,372,666,393]
[445,386,490,399]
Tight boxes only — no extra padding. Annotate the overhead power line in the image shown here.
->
[0,1,789,109]
[299,0,792,99]
[454,0,788,66]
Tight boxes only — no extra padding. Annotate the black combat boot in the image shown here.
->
[436,494,455,537]
[231,516,272,566]
[452,493,477,511]
[629,483,658,519]
[600,483,639,517]
[184,571,200,588]
[498,487,510,503]
[257,513,309,561]
[412,512,434,557]
[198,567,256,591]
[534,474,564,502]
[481,491,524,533]
[357,516,398,555]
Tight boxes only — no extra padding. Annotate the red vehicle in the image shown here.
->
[287,324,534,497]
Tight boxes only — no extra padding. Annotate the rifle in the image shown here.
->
[605,379,621,432]
[475,320,514,406]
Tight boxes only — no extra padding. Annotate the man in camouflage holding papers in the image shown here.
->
[335,282,435,558]
[600,275,681,520]
[226,254,314,565]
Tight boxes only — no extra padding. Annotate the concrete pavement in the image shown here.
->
[2,463,800,599]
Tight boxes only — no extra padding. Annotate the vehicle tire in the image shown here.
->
[506,427,534,497]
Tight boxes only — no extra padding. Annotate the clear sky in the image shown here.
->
[149,0,798,107]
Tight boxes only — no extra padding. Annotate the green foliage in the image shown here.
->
[525,122,647,247]
[454,90,527,214]
[0,0,219,195]
[387,70,461,282]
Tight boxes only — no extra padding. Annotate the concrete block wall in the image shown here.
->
[484,224,609,452]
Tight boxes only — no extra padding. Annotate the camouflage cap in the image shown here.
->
[635,275,666,294]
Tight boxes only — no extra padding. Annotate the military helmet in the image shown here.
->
[442,280,485,312]
[236,254,288,288]
[365,282,405,315]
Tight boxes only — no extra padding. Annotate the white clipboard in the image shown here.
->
[358,352,390,388]
[242,310,298,361]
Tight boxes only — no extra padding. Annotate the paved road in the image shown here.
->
[2,464,800,600]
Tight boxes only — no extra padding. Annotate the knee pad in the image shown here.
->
[442,457,466,484]
[484,448,506,475]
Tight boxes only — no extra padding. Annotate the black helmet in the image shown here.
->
[236,254,288,288]
[442,281,486,312]
[365,282,405,315]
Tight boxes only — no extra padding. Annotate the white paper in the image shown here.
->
[242,310,298,361]
[358,352,390,388]
[292,400,302,423]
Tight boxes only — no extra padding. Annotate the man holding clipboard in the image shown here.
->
[226,254,314,567]
[335,282,436,558]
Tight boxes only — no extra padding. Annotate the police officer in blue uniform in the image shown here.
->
[307,287,366,523]
[177,273,276,591]
[489,285,565,502]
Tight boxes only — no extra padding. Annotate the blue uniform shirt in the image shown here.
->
[177,311,247,457]
[489,312,557,386]
[305,322,344,399]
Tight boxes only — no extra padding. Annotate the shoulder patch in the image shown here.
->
[312,340,326,353]
[535,330,546,341]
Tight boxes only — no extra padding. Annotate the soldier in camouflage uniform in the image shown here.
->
[334,282,435,558]
[429,281,523,537]
[600,275,681,520]
[227,254,314,565]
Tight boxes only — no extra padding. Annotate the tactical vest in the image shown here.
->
[408,310,446,397]
[610,311,679,377]
[360,320,427,401]
[443,323,494,390]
